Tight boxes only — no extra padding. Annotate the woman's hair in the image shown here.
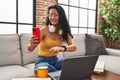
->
[46,5,73,42]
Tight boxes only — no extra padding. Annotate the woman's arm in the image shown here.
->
[49,34,77,53]
[27,26,46,52]
[27,35,39,52]
[65,34,77,52]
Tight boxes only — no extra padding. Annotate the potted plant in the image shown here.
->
[99,0,120,48]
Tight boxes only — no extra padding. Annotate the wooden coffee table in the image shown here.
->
[84,70,120,80]
[28,70,120,80]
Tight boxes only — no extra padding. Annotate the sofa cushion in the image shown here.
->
[0,65,33,80]
[24,63,35,73]
[0,34,22,66]
[63,34,86,58]
[20,33,38,65]
[85,34,107,55]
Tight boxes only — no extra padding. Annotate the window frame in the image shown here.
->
[0,0,35,34]
[57,0,98,34]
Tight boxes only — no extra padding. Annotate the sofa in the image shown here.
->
[0,33,120,80]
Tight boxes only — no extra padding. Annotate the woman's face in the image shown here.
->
[48,8,59,26]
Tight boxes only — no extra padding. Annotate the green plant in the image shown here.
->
[99,0,120,42]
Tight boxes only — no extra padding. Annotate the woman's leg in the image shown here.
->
[51,57,64,71]
[34,56,57,72]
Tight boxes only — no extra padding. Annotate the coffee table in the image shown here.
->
[83,70,120,80]
[26,70,120,80]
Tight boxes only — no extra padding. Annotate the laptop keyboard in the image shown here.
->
[49,71,61,80]
[53,76,60,80]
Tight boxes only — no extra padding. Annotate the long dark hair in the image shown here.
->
[46,5,73,42]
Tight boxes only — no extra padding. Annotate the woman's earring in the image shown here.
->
[48,25,55,33]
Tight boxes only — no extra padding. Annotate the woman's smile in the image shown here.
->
[49,9,59,25]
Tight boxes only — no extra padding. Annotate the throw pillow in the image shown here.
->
[85,34,107,55]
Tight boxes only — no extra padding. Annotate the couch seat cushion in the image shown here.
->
[0,65,33,80]
[24,63,35,73]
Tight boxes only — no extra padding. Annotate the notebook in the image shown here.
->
[12,78,51,80]
[49,55,98,80]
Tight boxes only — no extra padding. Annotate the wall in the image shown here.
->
[36,0,57,27]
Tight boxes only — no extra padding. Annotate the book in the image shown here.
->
[94,61,105,73]
[12,77,51,80]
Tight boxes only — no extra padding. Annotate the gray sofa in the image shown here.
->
[0,33,120,80]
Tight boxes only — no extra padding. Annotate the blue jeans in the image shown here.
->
[34,56,64,72]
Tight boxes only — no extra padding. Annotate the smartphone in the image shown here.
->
[32,27,40,44]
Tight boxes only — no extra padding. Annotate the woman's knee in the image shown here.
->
[48,64,57,72]
[35,62,57,72]
[55,60,64,70]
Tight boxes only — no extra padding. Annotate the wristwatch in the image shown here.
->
[61,46,67,51]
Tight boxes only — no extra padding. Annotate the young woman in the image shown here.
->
[28,5,77,72]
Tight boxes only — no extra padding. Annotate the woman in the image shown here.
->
[28,5,76,72]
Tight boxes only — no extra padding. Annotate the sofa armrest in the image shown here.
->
[106,48,120,56]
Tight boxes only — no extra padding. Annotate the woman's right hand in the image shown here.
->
[30,35,39,45]
[28,35,39,52]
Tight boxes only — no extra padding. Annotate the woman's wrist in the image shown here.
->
[61,46,67,52]
[28,43,37,51]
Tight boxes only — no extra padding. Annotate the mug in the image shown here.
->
[37,66,48,78]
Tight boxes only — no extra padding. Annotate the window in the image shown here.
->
[58,0,98,34]
[0,0,34,34]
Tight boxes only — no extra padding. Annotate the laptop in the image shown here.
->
[49,55,98,80]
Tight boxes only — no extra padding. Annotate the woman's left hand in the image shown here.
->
[49,46,64,53]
